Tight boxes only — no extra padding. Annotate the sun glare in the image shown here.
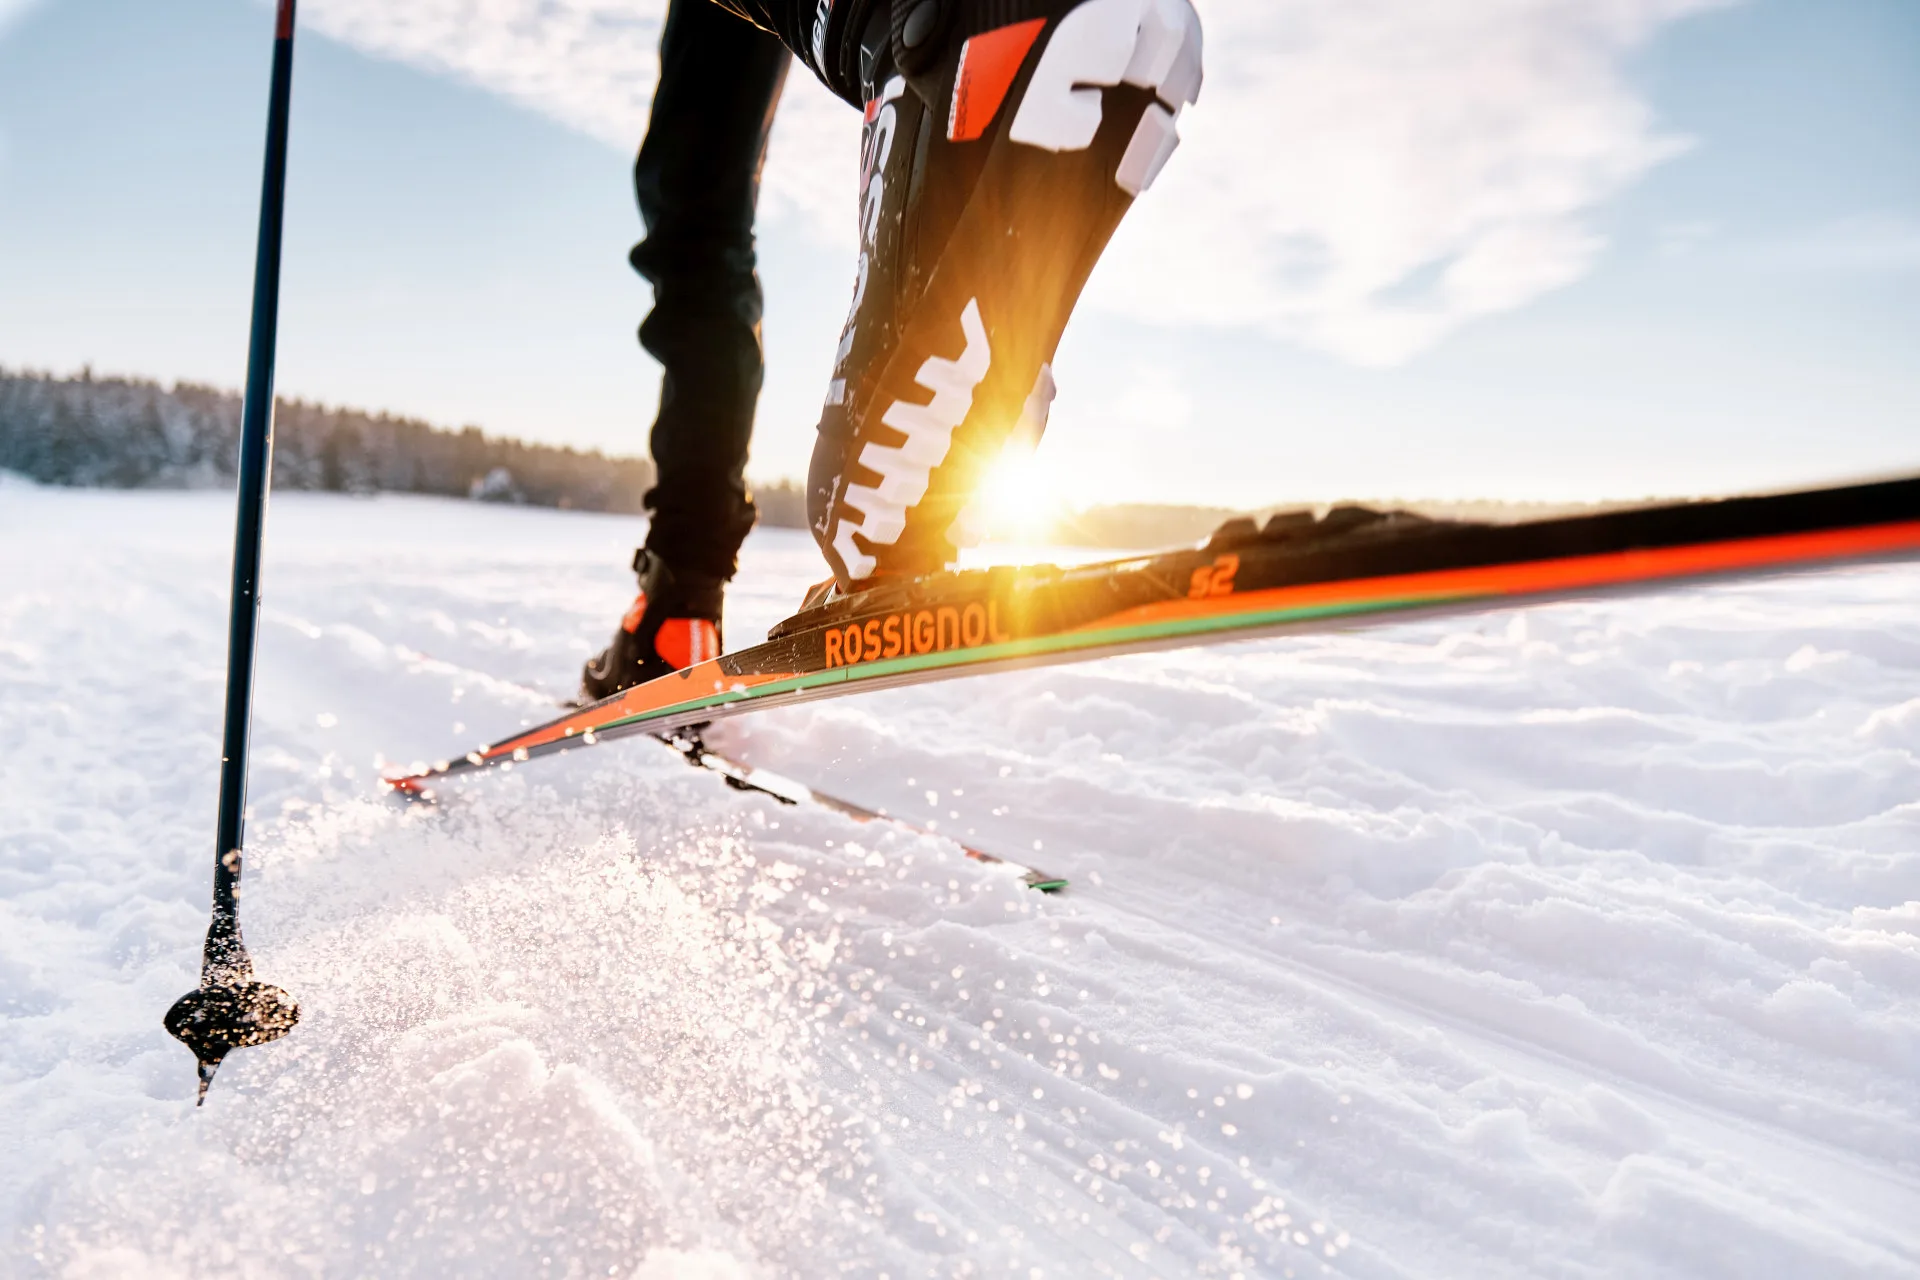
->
[976,446,1064,544]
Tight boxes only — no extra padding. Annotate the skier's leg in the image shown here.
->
[795,0,1203,587]
[633,0,790,583]
[584,0,789,699]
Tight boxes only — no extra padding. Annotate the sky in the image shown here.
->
[0,0,1916,508]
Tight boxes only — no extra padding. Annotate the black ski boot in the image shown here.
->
[580,549,725,701]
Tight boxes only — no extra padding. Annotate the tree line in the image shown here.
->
[0,366,672,512]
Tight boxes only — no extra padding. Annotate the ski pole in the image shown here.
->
[164,0,302,1105]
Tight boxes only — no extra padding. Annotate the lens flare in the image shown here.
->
[974,446,1063,543]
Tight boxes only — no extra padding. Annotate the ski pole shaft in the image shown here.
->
[164,0,301,1107]
[209,0,296,959]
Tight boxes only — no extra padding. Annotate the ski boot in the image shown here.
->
[580,549,724,701]
[799,0,1203,591]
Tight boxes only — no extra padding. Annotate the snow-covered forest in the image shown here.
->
[0,367,662,512]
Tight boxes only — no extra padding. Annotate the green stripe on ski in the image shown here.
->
[581,586,1473,737]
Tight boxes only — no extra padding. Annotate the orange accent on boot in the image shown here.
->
[653,618,719,670]
[948,19,1047,142]
[620,591,649,633]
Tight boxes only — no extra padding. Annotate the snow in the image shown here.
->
[4,487,1918,1278]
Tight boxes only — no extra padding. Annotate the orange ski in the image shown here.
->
[388,475,1920,796]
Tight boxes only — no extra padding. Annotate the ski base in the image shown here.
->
[652,729,1068,893]
[384,729,1066,893]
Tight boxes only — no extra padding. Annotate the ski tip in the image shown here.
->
[382,773,435,803]
[1023,872,1069,893]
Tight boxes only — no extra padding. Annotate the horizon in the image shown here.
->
[8,361,1776,524]
[2,0,1917,510]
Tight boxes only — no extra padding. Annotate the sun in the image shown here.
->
[974,444,1065,544]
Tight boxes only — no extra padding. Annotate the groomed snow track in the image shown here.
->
[5,487,1917,1278]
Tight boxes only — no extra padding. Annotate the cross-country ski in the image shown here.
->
[389,478,1920,792]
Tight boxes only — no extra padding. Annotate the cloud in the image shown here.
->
[1094,0,1732,363]
[300,0,664,145]
[301,0,1729,365]
[299,0,858,231]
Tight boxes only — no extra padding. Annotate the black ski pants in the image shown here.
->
[631,0,788,582]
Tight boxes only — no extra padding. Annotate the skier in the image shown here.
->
[583,0,1203,699]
